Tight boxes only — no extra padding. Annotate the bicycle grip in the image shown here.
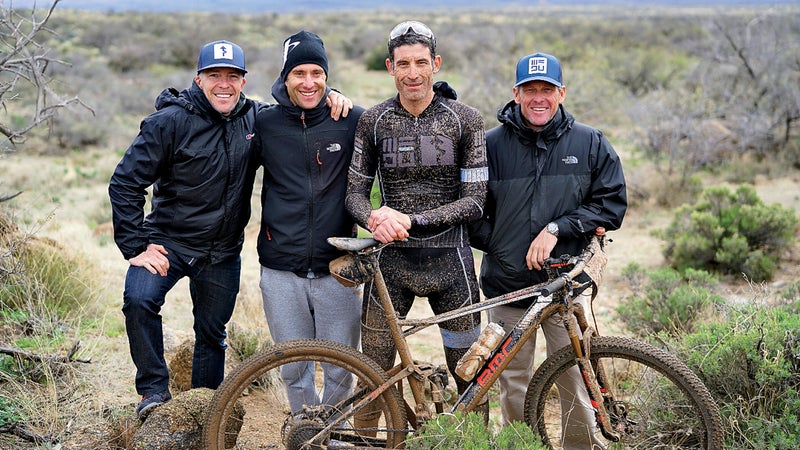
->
[538,276,566,297]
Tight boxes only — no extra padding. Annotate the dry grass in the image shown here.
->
[3,143,799,445]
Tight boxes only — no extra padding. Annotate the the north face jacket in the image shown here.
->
[255,77,365,276]
[109,82,259,263]
[470,101,627,303]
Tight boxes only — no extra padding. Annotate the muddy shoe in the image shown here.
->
[136,390,172,420]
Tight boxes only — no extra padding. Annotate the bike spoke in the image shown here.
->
[203,339,407,449]
[527,336,723,449]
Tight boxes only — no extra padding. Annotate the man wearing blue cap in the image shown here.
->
[470,52,627,448]
[109,39,351,419]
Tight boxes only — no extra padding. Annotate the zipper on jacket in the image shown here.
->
[301,111,315,273]
[209,122,233,261]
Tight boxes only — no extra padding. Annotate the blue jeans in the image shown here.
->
[122,249,240,395]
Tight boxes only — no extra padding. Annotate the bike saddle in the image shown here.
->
[327,237,380,251]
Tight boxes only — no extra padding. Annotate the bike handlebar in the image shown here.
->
[537,231,604,297]
[538,276,568,298]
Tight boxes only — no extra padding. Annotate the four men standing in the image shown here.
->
[111,24,626,441]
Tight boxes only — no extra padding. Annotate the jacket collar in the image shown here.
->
[497,100,574,146]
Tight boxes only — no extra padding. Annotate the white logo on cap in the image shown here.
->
[214,43,234,60]
[528,57,547,74]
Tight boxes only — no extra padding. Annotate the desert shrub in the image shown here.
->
[364,44,388,71]
[0,395,23,427]
[617,263,725,337]
[492,421,546,450]
[670,302,800,449]
[225,323,278,389]
[651,173,704,209]
[780,280,800,303]
[0,235,97,324]
[405,411,545,450]
[226,322,272,362]
[49,113,108,152]
[0,230,100,350]
[660,184,797,281]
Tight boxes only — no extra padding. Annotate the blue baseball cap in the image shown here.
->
[197,40,247,74]
[514,52,562,88]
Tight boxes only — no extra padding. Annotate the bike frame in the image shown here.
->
[312,235,620,443]
[391,242,616,438]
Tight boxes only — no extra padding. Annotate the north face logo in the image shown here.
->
[327,143,342,153]
[562,156,578,164]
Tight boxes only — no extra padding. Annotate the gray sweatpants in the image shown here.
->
[488,300,605,449]
[260,266,362,414]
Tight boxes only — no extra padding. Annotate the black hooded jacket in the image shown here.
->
[109,82,259,262]
[470,101,627,303]
[254,77,365,276]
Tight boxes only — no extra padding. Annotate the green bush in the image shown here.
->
[617,263,725,337]
[405,412,545,450]
[0,395,23,427]
[226,322,272,363]
[671,302,800,449]
[225,323,278,389]
[0,235,99,341]
[0,238,93,312]
[781,280,800,303]
[365,44,388,71]
[661,184,797,281]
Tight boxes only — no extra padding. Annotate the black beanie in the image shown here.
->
[280,30,329,81]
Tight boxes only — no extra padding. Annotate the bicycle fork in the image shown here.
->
[563,303,622,442]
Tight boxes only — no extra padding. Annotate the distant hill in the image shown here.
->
[11,0,800,13]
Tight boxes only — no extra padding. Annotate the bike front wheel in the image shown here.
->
[525,336,724,449]
[202,339,408,449]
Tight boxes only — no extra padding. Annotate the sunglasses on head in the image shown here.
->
[389,21,435,41]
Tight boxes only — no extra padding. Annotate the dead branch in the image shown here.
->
[0,191,22,203]
[0,341,91,364]
[0,0,94,144]
[0,423,55,445]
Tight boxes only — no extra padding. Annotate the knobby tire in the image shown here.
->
[202,339,407,449]
[525,336,723,449]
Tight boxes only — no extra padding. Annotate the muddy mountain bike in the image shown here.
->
[203,230,724,449]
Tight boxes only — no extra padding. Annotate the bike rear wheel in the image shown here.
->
[525,336,723,449]
[202,339,408,449]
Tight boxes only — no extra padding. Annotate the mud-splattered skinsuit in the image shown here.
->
[345,92,488,393]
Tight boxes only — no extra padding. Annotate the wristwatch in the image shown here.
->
[546,222,559,237]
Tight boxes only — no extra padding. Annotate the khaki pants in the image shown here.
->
[488,301,605,449]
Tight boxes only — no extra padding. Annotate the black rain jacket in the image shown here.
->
[470,101,627,304]
[254,77,365,276]
[109,82,259,263]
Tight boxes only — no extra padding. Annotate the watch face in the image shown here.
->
[547,223,558,235]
